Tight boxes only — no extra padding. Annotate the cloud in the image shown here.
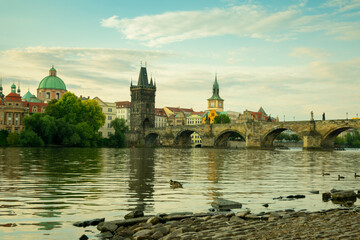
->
[290,47,330,59]
[0,46,359,120]
[101,1,360,46]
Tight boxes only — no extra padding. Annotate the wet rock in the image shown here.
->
[322,192,332,201]
[331,190,357,200]
[73,218,105,227]
[95,231,113,239]
[331,188,341,193]
[97,222,118,232]
[263,203,269,207]
[133,229,153,240]
[147,216,161,225]
[236,210,251,218]
[268,212,281,221]
[124,210,144,219]
[162,228,183,240]
[229,215,245,223]
[310,190,320,194]
[273,196,283,200]
[286,195,305,199]
[111,217,150,227]
[79,234,88,240]
[211,198,242,211]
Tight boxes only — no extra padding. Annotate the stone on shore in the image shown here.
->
[211,198,242,211]
[73,218,105,227]
[124,210,144,219]
[331,190,357,200]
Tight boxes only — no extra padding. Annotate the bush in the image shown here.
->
[6,132,19,146]
[19,130,44,147]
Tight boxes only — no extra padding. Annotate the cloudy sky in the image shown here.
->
[0,0,359,120]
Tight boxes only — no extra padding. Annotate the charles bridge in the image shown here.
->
[130,119,360,150]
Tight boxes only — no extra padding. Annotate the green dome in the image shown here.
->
[38,75,67,90]
[22,90,34,100]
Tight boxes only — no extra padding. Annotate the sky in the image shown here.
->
[0,0,359,120]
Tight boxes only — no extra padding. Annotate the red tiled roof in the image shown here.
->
[5,92,22,101]
[190,111,205,116]
[155,108,167,116]
[115,101,131,108]
[24,102,48,113]
[166,107,193,113]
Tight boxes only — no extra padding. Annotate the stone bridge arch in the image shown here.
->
[174,129,203,148]
[261,127,303,149]
[214,129,246,148]
[144,132,162,147]
[320,122,360,148]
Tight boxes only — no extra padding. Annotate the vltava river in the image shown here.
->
[1,147,360,239]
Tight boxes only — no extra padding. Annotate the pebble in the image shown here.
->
[94,209,360,240]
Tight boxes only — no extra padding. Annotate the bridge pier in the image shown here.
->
[302,132,322,150]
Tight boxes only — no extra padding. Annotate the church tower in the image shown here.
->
[130,65,156,131]
[207,74,224,112]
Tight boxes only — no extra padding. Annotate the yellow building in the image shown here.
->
[202,109,218,124]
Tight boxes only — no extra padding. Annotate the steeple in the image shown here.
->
[137,66,149,87]
[0,77,3,98]
[11,83,16,93]
[49,65,57,76]
[208,74,223,101]
[17,81,21,95]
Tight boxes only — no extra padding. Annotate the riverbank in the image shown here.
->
[90,208,360,239]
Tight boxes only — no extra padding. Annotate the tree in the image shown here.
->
[19,130,44,147]
[214,114,230,124]
[107,118,129,147]
[7,132,19,146]
[0,130,9,146]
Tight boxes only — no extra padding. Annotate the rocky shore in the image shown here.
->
[77,207,360,240]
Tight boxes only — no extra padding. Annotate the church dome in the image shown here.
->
[38,66,67,90]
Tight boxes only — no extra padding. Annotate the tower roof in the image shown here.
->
[132,66,156,89]
[208,74,223,101]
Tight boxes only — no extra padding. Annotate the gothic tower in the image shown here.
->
[130,66,156,131]
[207,74,224,112]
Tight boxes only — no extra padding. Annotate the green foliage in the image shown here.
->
[336,129,360,148]
[19,130,44,147]
[20,92,105,147]
[105,118,129,147]
[7,132,19,146]
[214,114,230,124]
[0,130,9,146]
[276,132,301,142]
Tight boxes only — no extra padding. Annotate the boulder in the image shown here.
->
[79,234,88,240]
[322,192,331,201]
[124,210,144,219]
[331,190,357,200]
[133,229,154,240]
[211,198,242,211]
[73,218,105,227]
[97,222,118,232]
[309,190,319,194]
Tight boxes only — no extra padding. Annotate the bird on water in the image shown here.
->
[322,172,330,176]
[170,180,183,188]
[338,175,345,180]
[355,173,360,178]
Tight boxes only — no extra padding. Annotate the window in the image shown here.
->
[56,93,60,99]
[46,92,50,99]
[108,108,112,112]
[15,114,18,125]
[108,116,112,120]
[8,115,11,125]
[108,132,111,136]
[108,123,110,128]
[211,102,214,107]
[219,102,222,107]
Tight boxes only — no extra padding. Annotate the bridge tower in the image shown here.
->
[130,65,156,132]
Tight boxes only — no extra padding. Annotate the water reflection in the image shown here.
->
[128,148,155,212]
[0,148,360,240]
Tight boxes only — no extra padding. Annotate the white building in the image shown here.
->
[187,112,205,147]
[94,97,116,138]
[155,108,167,128]
[115,101,131,126]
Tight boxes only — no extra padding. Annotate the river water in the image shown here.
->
[1,147,360,239]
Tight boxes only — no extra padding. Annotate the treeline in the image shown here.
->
[275,133,301,142]
[334,129,360,148]
[0,92,128,148]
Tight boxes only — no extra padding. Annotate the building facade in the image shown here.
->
[116,101,131,126]
[155,108,167,128]
[94,97,116,138]
[0,83,27,133]
[37,66,67,103]
[130,66,156,131]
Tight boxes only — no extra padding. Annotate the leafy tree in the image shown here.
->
[107,118,129,147]
[7,132,19,146]
[19,130,44,147]
[0,130,9,146]
[214,114,230,124]
[23,113,57,144]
